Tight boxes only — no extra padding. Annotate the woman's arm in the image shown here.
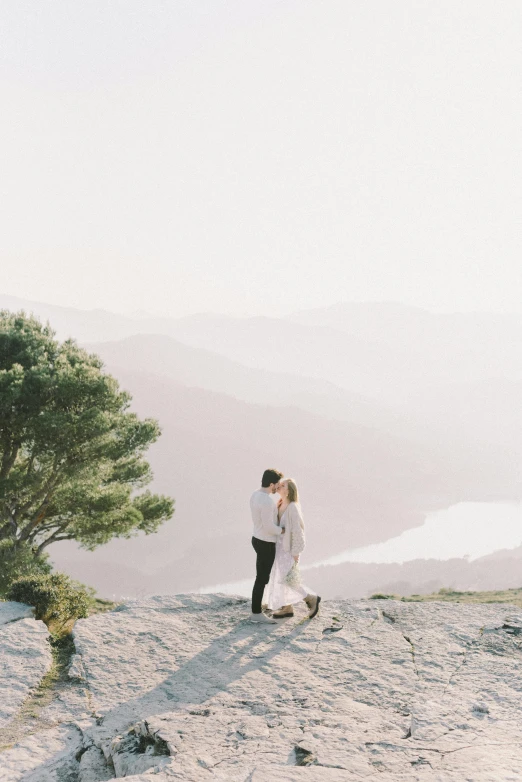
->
[289,503,305,557]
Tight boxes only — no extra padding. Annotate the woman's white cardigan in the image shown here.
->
[281,502,306,556]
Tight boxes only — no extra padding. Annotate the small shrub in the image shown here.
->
[7,572,94,627]
[0,540,52,597]
[369,593,397,600]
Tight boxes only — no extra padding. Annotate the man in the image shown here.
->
[250,468,284,624]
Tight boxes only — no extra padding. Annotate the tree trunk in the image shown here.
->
[0,508,18,540]
[0,442,20,481]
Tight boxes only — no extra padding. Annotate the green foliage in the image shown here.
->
[0,540,51,596]
[0,310,174,557]
[401,587,522,608]
[367,587,522,609]
[7,572,93,626]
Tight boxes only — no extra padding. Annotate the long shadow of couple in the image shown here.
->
[97,608,312,734]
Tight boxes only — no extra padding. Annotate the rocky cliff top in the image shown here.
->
[1,594,522,781]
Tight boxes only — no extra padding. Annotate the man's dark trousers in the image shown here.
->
[251,536,276,614]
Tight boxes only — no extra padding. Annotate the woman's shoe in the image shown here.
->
[272,605,294,618]
[307,595,321,619]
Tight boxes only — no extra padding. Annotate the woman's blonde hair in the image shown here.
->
[285,478,299,504]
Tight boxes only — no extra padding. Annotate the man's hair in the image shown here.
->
[261,468,283,488]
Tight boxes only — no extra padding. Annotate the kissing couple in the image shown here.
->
[249,468,321,624]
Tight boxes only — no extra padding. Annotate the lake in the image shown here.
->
[200,501,522,597]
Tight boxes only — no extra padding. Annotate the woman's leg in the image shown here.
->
[278,551,308,611]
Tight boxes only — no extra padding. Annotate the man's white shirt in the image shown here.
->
[250,489,283,542]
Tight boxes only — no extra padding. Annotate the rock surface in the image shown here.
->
[0,601,35,626]
[1,594,522,780]
[0,602,52,731]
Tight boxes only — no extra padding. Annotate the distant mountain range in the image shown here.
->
[50,539,522,602]
[50,365,445,585]
[2,293,521,597]
[302,543,522,600]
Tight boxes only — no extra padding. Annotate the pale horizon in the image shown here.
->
[2,290,522,321]
[2,2,522,318]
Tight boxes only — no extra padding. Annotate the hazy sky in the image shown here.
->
[1,2,521,317]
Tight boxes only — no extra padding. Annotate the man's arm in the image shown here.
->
[260,499,283,537]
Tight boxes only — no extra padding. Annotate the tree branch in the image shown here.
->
[17,459,61,517]
[25,510,73,546]
[18,466,64,540]
[35,532,73,556]
[25,452,36,476]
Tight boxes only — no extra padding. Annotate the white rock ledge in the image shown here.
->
[1,594,522,781]
[0,601,52,730]
[0,601,35,626]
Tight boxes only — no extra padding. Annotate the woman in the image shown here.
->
[265,478,321,619]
